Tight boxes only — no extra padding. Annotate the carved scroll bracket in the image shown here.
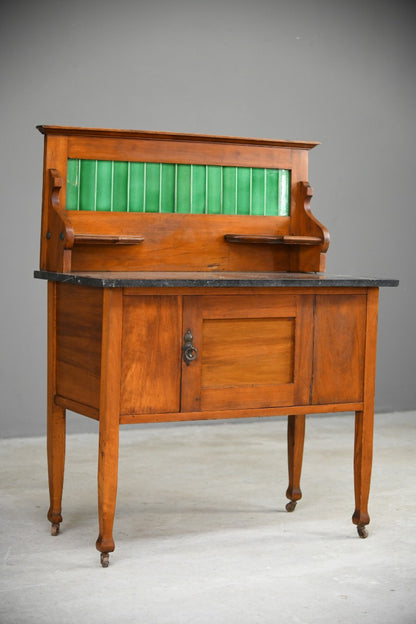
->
[45,168,75,271]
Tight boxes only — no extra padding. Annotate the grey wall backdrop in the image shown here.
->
[1,0,415,437]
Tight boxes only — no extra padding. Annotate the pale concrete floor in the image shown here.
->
[1,412,415,624]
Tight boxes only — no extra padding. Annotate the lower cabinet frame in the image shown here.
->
[46,282,380,565]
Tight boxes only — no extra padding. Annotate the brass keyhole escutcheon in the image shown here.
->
[182,329,198,365]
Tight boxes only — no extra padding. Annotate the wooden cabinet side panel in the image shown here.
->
[312,294,367,404]
[120,296,182,414]
[55,284,103,408]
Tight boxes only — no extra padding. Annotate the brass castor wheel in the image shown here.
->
[286,500,297,512]
[357,524,368,539]
[50,522,60,536]
[100,553,110,568]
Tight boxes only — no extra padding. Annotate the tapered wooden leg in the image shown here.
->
[286,414,306,512]
[47,281,65,535]
[352,288,378,538]
[96,414,119,564]
[352,407,374,538]
[47,403,66,534]
[95,289,123,567]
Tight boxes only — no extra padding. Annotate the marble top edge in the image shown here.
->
[33,270,399,288]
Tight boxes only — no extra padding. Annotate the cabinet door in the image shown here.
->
[181,294,313,412]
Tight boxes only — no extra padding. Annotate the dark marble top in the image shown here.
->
[34,270,399,289]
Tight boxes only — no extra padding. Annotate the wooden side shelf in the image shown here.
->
[224,234,323,246]
[74,234,144,245]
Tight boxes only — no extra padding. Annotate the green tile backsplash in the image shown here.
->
[66,159,290,216]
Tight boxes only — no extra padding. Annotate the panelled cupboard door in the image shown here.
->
[181,294,314,412]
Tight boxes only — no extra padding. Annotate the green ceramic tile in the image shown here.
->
[207,166,222,214]
[237,167,251,215]
[177,165,191,213]
[111,161,127,212]
[96,160,113,212]
[66,159,79,210]
[160,163,175,213]
[265,169,278,216]
[191,165,206,214]
[128,162,145,212]
[223,167,237,214]
[144,163,160,213]
[278,169,290,216]
[79,160,96,211]
[251,168,266,215]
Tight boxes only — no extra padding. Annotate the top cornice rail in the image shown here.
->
[37,125,320,151]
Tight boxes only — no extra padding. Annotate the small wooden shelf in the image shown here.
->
[224,234,323,246]
[74,234,144,245]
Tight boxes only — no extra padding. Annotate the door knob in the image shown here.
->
[182,329,198,365]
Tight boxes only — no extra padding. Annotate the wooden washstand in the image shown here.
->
[34,126,398,566]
